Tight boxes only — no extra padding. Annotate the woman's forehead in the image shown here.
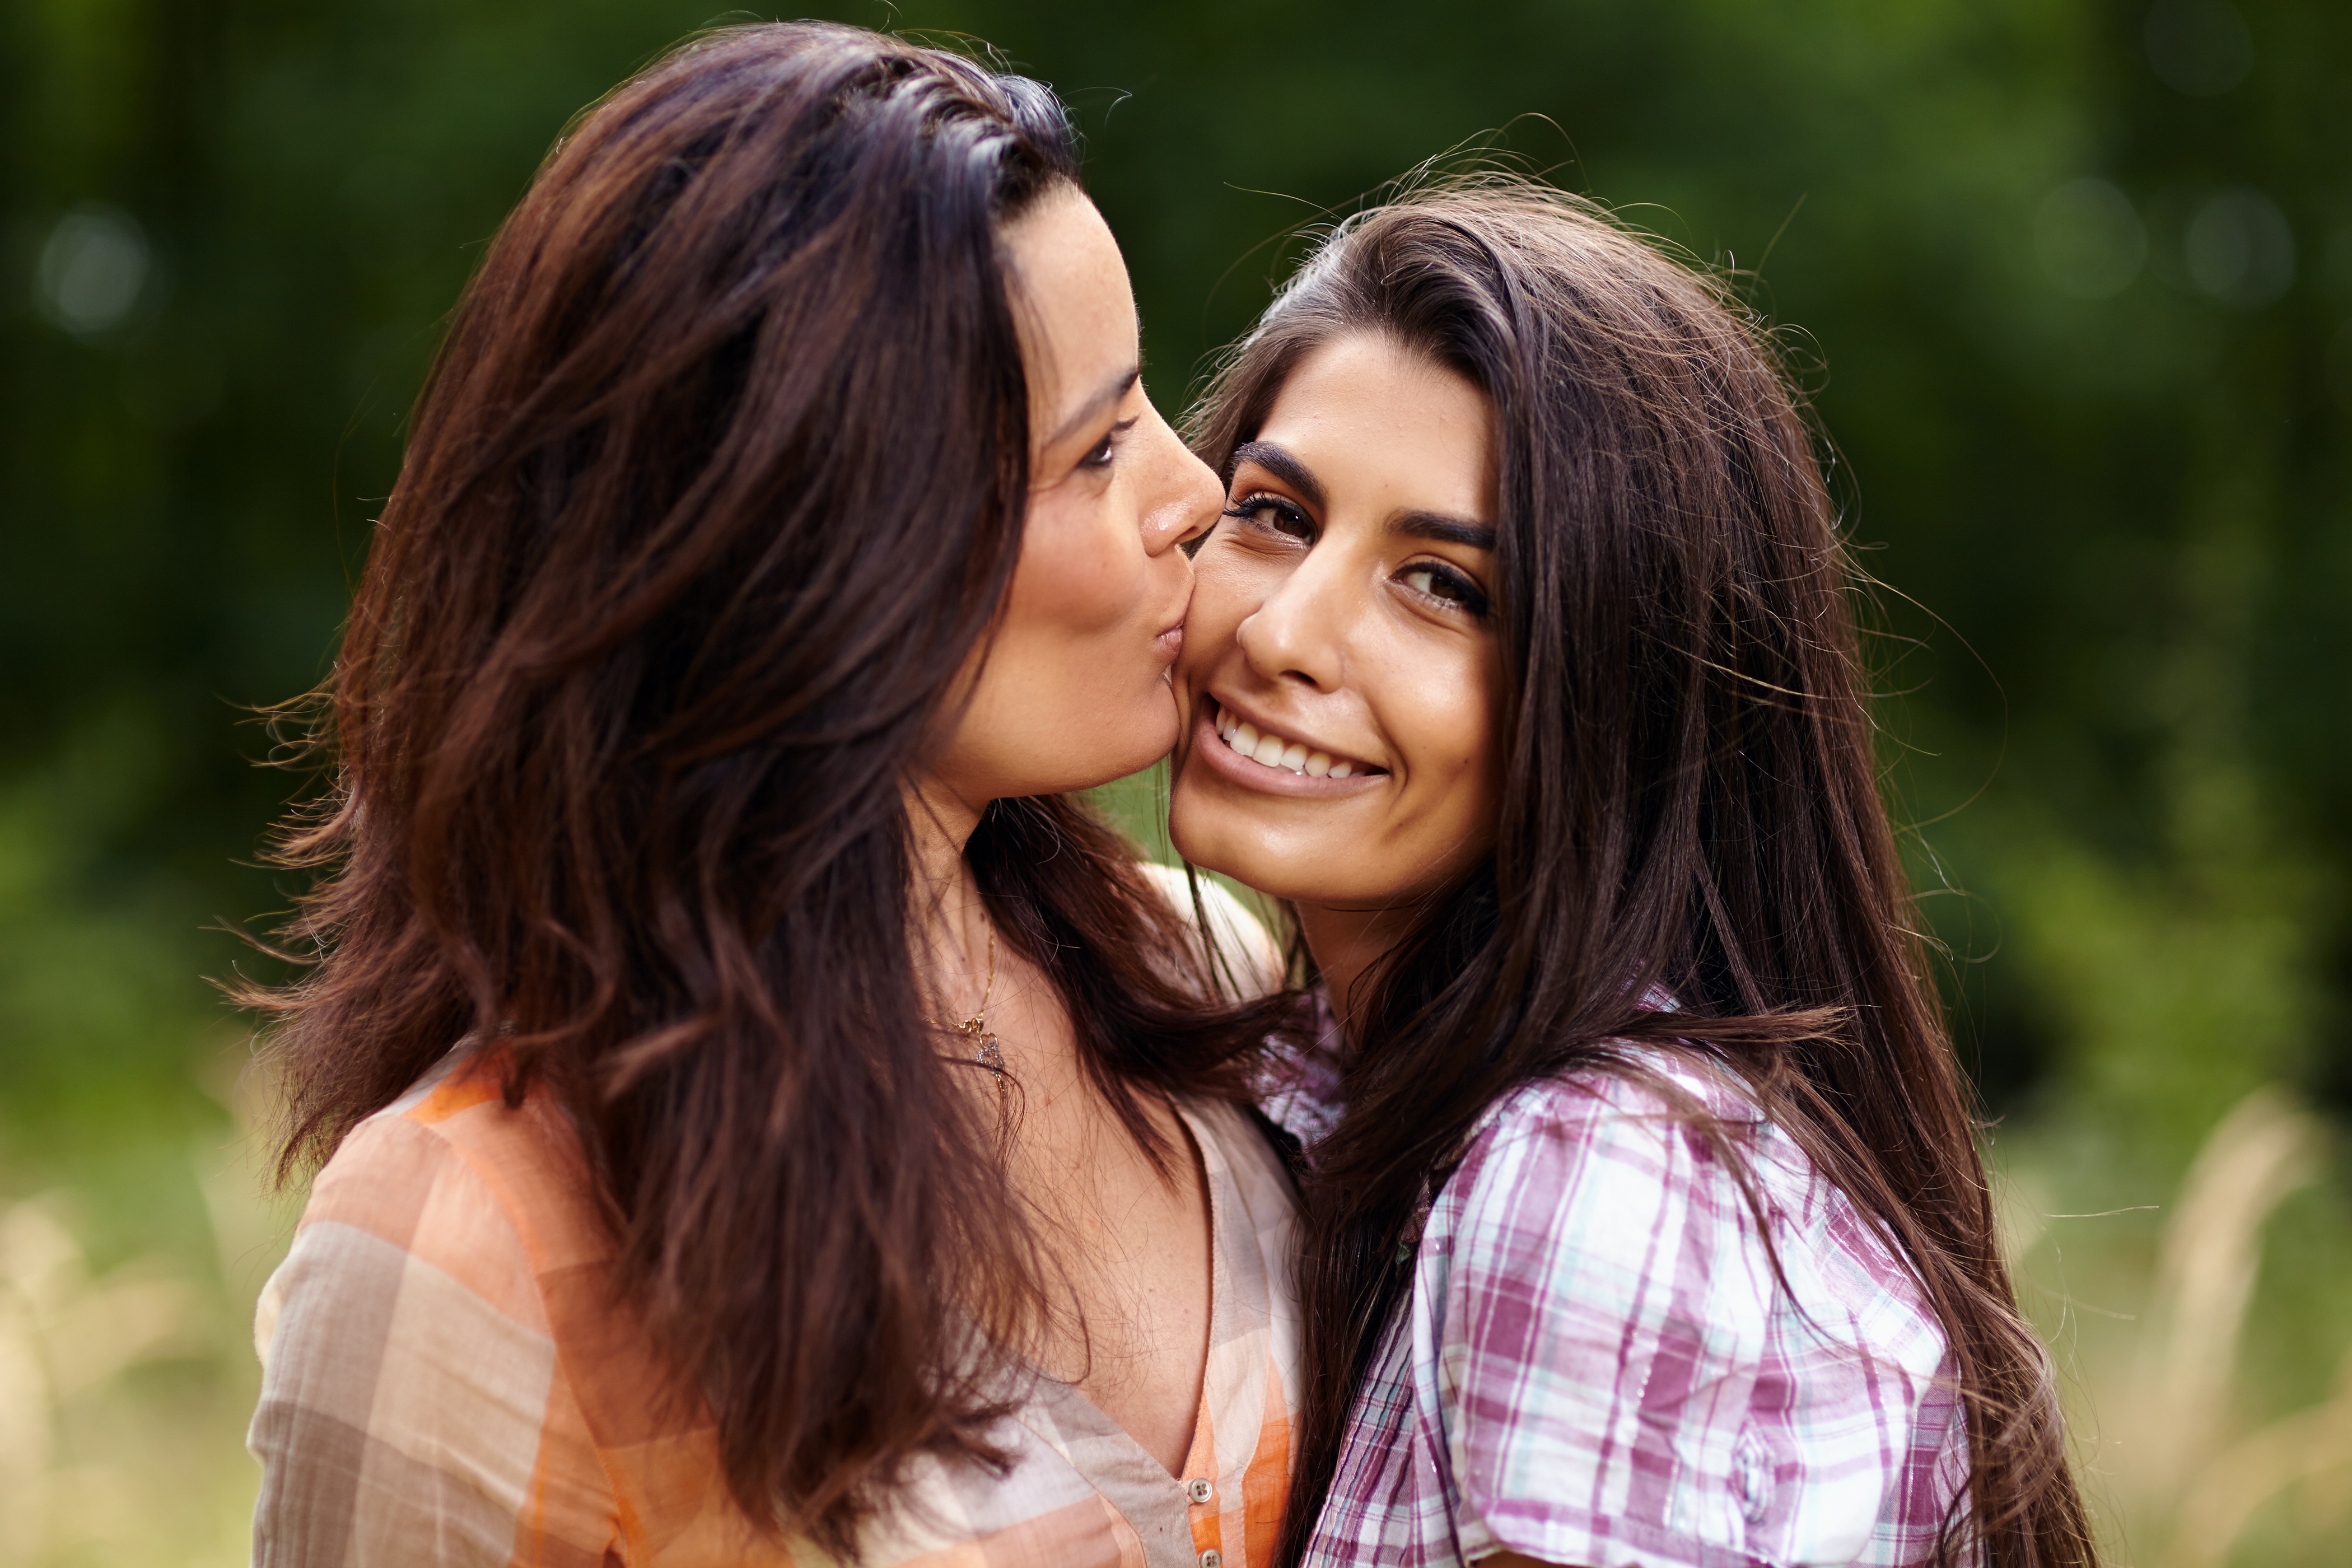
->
[1252,335,1495,521]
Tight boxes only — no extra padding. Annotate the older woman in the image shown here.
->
[244,25,1295,1566]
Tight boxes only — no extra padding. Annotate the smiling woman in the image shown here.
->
[1175,333,1503,1017]
[1173,181,2098,1568]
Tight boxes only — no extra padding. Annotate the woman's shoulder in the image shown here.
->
[1423,1047,1961,1568]
[251,1052,750,1563]
[257,1048,619,1376]
[1436,1047,1769,1285]
[1447,1045,1926,1309]
[1133,860,1284,998]
[1457,1044,1767,1192]
[1445,1044,1943,1359]
[291,1049,610,1288]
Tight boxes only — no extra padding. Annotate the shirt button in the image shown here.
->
[1187,1478,1215,1505]
[1200,1552,1222,1568]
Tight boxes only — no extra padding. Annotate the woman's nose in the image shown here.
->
[1140,417,1222,558]
[1236,548,1347,693]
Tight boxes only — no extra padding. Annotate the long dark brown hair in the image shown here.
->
[1189,180,2095,1567]
[242,24,1271,1553]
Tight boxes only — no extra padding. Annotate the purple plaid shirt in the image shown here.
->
[1267,1024,1969,1567]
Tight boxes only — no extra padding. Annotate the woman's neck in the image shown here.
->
[905,786,1213,1476]
[1294,900,1418,1048]
[906,775,994,1012]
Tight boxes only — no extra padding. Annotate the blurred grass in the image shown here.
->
[0,739,293,1565]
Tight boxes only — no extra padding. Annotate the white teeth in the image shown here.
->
[1212,705,1368,780]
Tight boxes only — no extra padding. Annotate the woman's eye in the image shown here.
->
[1398,563,1490,615]
[1221,492,1314,542]
[1077,417,1140,471]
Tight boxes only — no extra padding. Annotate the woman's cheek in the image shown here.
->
[1427,663,1502,853]
[1380,655,1485,809]
[1186,545,1264,654]
[1012,495,1140,636]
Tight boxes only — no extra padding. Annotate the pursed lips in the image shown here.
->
[1154,577,1194,661]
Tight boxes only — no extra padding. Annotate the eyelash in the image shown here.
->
[1080,417,1140,470]
[1397,562,1491,617]
[1221,491,1491,618]
[1222,491,1316,541]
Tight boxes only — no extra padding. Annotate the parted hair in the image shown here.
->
[243,23,1272,1553]
[1188,180,2096,1568]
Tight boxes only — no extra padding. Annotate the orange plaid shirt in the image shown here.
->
[249,1047,1301,1567]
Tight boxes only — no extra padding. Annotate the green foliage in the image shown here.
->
[1,0,2345,1561]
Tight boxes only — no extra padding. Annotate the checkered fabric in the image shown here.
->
[249,1051,1301,1567]
[1267,1032,1971,1568]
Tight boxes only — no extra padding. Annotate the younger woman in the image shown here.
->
[245,25,1295,1566]
[1169,181,2094,1566]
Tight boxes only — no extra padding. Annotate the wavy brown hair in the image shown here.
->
[242,23,1273,1553]
[1188,181,2095,1567]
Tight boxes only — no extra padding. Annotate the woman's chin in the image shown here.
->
[1051,712,1182,795]
[1167,781,1295,902]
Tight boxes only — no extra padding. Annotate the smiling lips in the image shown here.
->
[1212,704,1379,778]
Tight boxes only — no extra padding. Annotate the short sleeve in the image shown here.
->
[1439,1077,1774,1568]
[249,1113,590,1566]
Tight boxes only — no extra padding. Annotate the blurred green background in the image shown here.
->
[2,0,2346,1561]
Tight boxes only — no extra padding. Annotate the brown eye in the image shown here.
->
[1078,416,1139,471]
[1397,562,1490,616]
[1221,492,1315,542]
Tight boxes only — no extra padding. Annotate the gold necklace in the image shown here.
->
[935,918,1010,1096]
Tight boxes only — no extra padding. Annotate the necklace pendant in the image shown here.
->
[975,1037,1007,1079]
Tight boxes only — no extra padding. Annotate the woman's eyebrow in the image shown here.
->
[1229,440,1326,511]
[1394,511,1496,551]
[1044,366,1140,449]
